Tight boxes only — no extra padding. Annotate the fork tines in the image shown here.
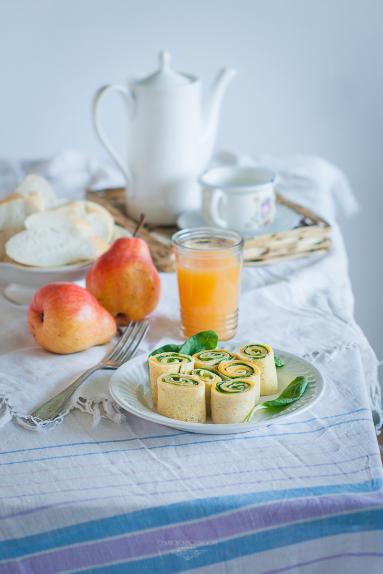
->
[104,320,149,365]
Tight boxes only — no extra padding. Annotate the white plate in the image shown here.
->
[109,348,324,434]
[177,204,301,237]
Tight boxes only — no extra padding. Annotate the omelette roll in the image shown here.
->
[217,359,260,385]
[211,379,259,424]
[193,349,236,371]
[236,344,278,395]
[148,352,194,404]
[191,368,222,415]
[157,373,206,423]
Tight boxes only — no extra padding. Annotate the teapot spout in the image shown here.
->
[202,67,237,161]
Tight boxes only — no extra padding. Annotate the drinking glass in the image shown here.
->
[172,228,244,340]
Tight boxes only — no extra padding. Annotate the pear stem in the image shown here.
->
[133,213,145,237]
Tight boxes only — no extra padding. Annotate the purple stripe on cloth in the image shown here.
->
[3,490,383,573]
[260,552,383,574]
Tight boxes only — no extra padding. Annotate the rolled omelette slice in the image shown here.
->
[211,379,260,424]
[148,352,194,404]
[236,344,278,395]
[193,349,236,371]
[217,359,261,385]
[157,373,206,423]
[191,368,222,415]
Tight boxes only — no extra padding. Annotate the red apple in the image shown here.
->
[86,237,160,324]
[28,282,116,354]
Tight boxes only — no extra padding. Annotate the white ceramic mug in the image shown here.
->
[200,165,277,233]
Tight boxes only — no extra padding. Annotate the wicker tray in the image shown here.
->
[87,188,331,272]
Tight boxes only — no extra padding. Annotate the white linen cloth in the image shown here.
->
[0,150,380,431]
[0,152,382,574]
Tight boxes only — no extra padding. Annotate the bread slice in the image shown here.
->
[0,174,57,232]
[0,192,46,231]
[15,174,57,208]
[5,221,109,267]
[0,228,22,260]
[25,200,114,242]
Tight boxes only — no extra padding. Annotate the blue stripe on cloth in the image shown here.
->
[0,408,370,457]
[0,417,374,467]
[1,479,382,561]
[0,431,185,457]
[0,454,380,523]
[78,508,383,574]
[1,453,379,505]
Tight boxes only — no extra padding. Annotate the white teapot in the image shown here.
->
[92,51,236,225]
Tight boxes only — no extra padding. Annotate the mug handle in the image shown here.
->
[92,84,135,185]
[207,189,228,228]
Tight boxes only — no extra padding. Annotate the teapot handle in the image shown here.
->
[92,84,134,185]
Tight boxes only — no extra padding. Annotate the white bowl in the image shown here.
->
[0,260,92,304]
[0,260,92,288]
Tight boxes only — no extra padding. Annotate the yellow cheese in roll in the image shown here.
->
[193,349,236,371]
[148,352,194,404]
[217,359,260,385]
[191,368,222,415]
[211,379,260,424]
[236,344,278,395]
[157,373,206,423]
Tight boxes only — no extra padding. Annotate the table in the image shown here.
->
[0,154,382,574]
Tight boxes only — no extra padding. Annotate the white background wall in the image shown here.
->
[0,0,382,357]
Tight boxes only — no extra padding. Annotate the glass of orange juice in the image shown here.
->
[172,228,244,340]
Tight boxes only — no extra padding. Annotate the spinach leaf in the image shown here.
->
[149,344,181,357]
[179,330,218,356]
[243,376,308,422]
[149,330,218,358]
[262,376,308,408]
[274,355,285,368]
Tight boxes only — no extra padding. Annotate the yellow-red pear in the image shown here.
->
[86,237,160,324]
[28,282,116,354]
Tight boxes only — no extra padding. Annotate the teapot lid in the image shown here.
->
[137,51,193,88]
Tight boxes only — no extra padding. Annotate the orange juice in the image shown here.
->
[172,229,243,340]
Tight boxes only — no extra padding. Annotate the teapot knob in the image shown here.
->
[159,50,172,70]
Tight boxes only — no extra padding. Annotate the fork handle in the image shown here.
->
[30,364,101,421]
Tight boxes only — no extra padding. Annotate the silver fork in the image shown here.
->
[30,320,149,422]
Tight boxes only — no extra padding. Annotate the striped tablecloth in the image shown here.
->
[0,154,382,573]
[0,352,382,573]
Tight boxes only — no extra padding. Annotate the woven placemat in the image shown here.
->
[87,188,331,272]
